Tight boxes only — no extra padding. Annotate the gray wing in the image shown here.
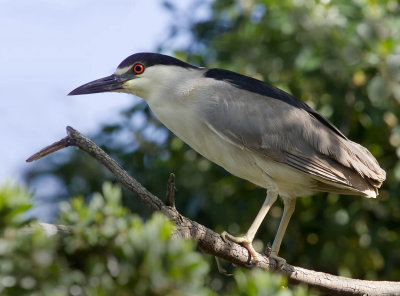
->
[203,81,385,193]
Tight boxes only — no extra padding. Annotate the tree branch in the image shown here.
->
[27,126,400,296]
[165,173,176,208]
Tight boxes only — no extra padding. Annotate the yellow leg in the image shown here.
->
[221,189,278,262]
[270,197,296,267]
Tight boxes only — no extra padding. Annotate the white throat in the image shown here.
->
[122,65,203,103]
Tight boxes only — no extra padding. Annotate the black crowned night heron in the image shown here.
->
[69,53,386,265]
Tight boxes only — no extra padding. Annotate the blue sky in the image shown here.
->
[0,0,204,183]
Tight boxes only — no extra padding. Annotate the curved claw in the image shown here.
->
[221,231,261,263]
[270,251,286,268]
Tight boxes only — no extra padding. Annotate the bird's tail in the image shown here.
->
[344,140,386,197]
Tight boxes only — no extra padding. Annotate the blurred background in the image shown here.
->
[1,0,400,283]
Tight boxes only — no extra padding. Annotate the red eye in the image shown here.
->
[133,63,145,74]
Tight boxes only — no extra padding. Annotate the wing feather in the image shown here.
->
[203,80,385,195]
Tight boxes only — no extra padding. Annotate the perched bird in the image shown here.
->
[69,53,386,265]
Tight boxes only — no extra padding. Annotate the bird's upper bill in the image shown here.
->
[68,74,133,95]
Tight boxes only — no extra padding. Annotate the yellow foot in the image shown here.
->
[269,251,286,268]
[221,231,261,263]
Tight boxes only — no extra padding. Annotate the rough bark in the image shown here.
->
[27,126,400,296]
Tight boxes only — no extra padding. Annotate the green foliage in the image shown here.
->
[0,183,311,295]
[0,183,61,295]
[0,183,212,295]
[230,269,312,296]
[0,182,32,229]
[58,183,211,296]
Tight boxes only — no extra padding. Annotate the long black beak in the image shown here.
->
[68,74,130,95]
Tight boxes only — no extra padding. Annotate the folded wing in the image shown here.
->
[203,77,385,197]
